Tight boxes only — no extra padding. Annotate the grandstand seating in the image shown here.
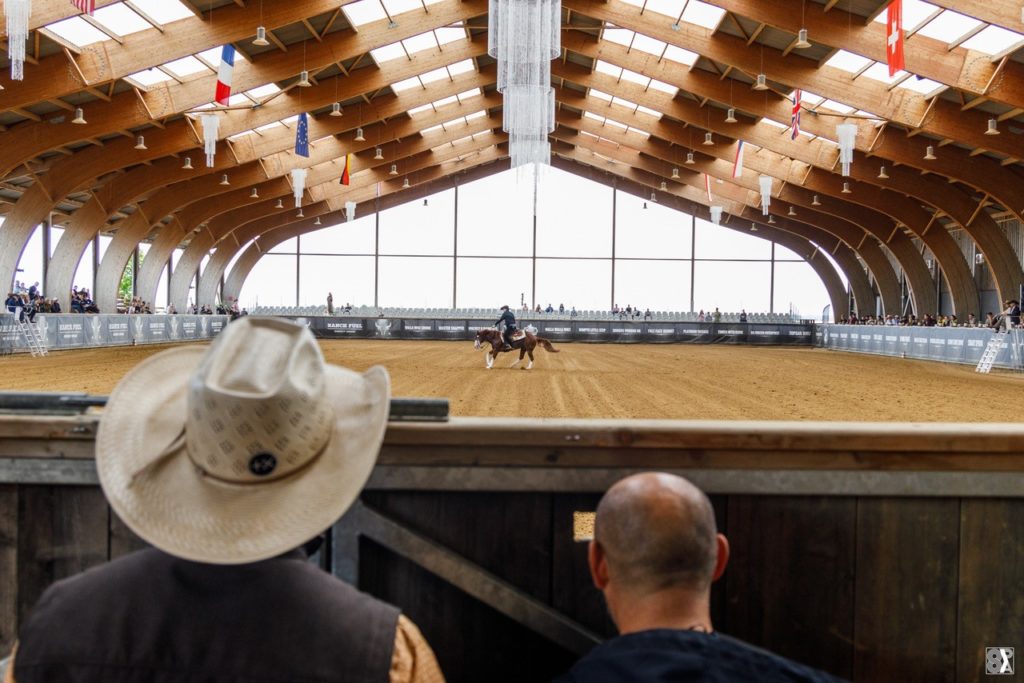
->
[248,305,803,324]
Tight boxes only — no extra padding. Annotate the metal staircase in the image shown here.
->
[18,320,48,357]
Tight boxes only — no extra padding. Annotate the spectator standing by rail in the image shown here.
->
[555,473,842,683]
[327,292,334,315]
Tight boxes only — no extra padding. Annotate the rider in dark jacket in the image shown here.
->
[495,305,517,350]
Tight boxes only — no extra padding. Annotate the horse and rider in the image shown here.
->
[475,305,560,370]
[495,305,517,351]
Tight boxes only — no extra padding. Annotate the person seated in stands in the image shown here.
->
[739,309,748,323]
[216,303,227,315]
[545,303,554,314]
[712,308,722,323]
[344,302,353,314]
[20,295,36,323]
[6,317,444,683]
[644,308,651,321]
[5,292,23,321]
[555,473,842,683]
[48,298,60,314]
[559,303,565,313]
[570,307,577,318]
[967,313,976,327]
[1004,300,1021,330]
[534,304,542,313]
[167,304,177,315]
[697,309,705,323]
[28,282,39,300]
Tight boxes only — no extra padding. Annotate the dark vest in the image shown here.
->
[15,548,400,683]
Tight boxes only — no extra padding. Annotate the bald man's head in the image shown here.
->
[594,473,719,595]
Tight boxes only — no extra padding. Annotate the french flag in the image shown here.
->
[731,140,745,178]
[215,45,235,106]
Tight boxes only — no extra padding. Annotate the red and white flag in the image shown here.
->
[731,140,746,178]
[791,90,802,140]
[72,0,95,14]
[215,45,236,106]
[886,0,904,77]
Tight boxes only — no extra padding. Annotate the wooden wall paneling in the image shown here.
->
[724,495,856,679]
[855,498,960,683]
[550,493,615,639]
[0,486,18,655]
[956,499,1024,682]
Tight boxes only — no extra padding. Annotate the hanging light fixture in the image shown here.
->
[787,206,797,217]
[297,209,304,218]
[660,181,668,191]
[985,118,1000,136]
[6,0,29,81]
[685,152,695,165]
[753,73,768,91]
[836,123,857,176]
[671,167,680,179]
[758,174,772,215]
[249,188,259,199]
[291,168,308,208]
[710,206,723,225]
[72,107,87,125]
[650,191,657,203]
[275,198,284,209]
[812,194,821,206]
[878,165,890,179]
[134,136,148,150]
[374,146,384,160]
[219,174,230,186]
[643,202,648,210]
[402,177,411,189]
[795,28,812,49]
[389,164,398,176]
[331,102,343,117]
[703,132,714,146]
[314,217,322,226]
[345,200,357,222]
[355,127,366,142]
[841,182,852,194]
[767,215,776,224]
[924,145,937,160]
[182,157,194,170]
[297,70,312,87]
[750,223,758,232]
[253,26,270,47]
[489,0,561,168]
[725,107,737,123]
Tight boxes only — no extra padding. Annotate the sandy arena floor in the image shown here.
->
[1,340,1023,421]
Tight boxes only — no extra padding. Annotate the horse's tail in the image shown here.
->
[536,336,560,353]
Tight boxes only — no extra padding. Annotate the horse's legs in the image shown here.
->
[511,347,525,368]
[526,348,534,370]
[485,347,495,369]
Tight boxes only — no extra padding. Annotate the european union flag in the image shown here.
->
[295,112,310,158]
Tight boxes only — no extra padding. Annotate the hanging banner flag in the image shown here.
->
[215,45,236,106]
[791,90,802,140]
[295,113,310,158]
[339,154,351,185]
[731,140,745,179]
[705,174,713,203]
[291,168,308,208]
[7,0,30,81]
[758,174,772,216]
[71,0,95,14]
[200,113,220,168]
[886,0,904,77]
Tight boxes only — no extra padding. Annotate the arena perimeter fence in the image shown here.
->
[819,324,1024,370]
[0,313,230,354]
[0,407,1022,682]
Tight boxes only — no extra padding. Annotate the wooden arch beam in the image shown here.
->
[923,0,1024,33]
[0,0,488,174]
[703,0,1024,110]
[2,0,362,114]
[564,0,1024,162]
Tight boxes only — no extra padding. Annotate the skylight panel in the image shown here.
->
[382,0,422,15]
[343,0,387,27]
[246,84,281,98]
[820,99,855,114]
[896,76,945,96]
[872,0,940,33]
[584,112,606,122]
[590,89,613,101]
[128,0,193,25]
[611,96,639,110]
[391,76,421,92]
[649,78,678,96]
[605,118,628,130]
[228,93,250,107]
[663,45,697,67]
[915,10,983,43]
[602,27,634,47]
[637,105,662,119]
[371,42,406,64]
[163,55,211,78]
[44,16,109,47]
[861,62,906,84]
[626,127,650,138]
[402,32,438,54]
[630,33,668,57]
[800,91,825,105]
[127,68,172,87]
[195,46,228,68]
[432,95,459,108]
[91,4,151,36]
[466,110,487,121]
[447,59,475,76]
[682,1,726,29]
[422,123,443,134]
[643,0,685,21]
[762,117,788,130]
[960,25,1024,55]
[456,88,481,101]
[408,103,433,115]
[620,68,650,86]
[825,50,872,73]
[595,60,623,78]
[419,67,450,84]
[434,27,465,45]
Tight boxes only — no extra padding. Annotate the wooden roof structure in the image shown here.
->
[2,0,1024,316]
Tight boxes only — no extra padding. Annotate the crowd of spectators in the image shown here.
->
[840,301,1022,331]
[5,281,63,322]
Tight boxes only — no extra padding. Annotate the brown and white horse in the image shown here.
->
[474,328,560,370]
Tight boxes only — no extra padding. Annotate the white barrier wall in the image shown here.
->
[820,324,1024,370]
[0,314,229,353]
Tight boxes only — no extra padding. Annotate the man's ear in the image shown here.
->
[712,533,730,582]
[588,540,610,590]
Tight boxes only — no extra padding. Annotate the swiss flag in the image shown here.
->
[886,0,905,77]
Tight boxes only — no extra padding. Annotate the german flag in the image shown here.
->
[339,154,351,185]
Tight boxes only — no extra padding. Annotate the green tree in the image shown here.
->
[118,250,145,303]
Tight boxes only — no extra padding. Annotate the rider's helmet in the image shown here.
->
[500,305,509,311]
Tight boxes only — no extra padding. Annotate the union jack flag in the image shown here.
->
[791,89,802,140]
[71,0,95,15]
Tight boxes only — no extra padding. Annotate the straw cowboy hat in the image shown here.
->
[96,316,390,565]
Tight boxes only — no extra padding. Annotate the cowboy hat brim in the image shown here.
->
[96,345,390,565]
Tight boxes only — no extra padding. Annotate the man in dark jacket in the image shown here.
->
[495,304,517,351]
[8,317,443,683]
[555,473,843,683]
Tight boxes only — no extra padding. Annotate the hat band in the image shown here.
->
[184,437,332,488]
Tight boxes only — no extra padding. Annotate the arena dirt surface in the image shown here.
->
[3,339,1024,421]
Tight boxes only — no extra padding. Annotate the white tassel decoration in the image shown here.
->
[758,175,773,216]
[836,123,857,177]
[291,168,308,208]
[710,206,723,226]
[345,201,357,222]
[6,0,31,81]
[201,114,220,167]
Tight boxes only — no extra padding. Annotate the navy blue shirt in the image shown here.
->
[554,629,846,683]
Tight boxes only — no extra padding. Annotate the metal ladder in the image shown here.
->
[975,333,1004,374]
[18,320,48,357]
